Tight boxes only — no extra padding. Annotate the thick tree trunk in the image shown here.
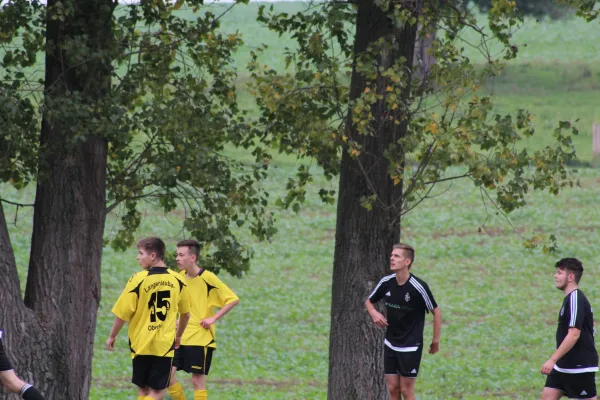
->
[327,1,418,399]
[0,204,49,399]
[0,0,112,398]
[17,135,107,399]
[0,206,65,397]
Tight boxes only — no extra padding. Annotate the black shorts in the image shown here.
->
[173,345,214,375]
[0,331,14,372]
[545,370,597,399]
[131,355,173,390]
[384,345,423,377]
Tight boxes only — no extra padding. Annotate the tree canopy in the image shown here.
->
[1,0,277,276]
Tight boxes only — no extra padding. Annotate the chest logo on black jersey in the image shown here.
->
[560,306,564,317]
[385,291,391,297]
[405,293,410,302]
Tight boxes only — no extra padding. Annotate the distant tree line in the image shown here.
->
[472,0,574,19]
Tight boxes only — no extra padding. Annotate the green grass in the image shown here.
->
[4,3,600,399]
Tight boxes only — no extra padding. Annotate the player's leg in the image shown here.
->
[399,377,416,400]
[0,333,45,400]
[384,346,402,400]
[385,375,402,400]
[190,347,213,400]
[168,367,186,400]
[578,371,596,400]
[137,386,150,400]
[191,373,207,399]
[0,369,24,392]
[146,388,167,400]
[542,371,564,400]
[561,371,596,400]
[167,346,187,400]
[0,371,46,400]
[541,388,563,400]
[144,356,173,400]
[132,355,153,400]
[396,346,421,400]
[0,332,19,392]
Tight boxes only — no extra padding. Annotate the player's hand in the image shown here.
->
[106,336,116,351]
[370,311,388,328]
[541,359,556,375]
[200,317,217,329]
[174,336,182,349]
[429,341,439,354]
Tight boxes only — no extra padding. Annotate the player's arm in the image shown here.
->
[541,327,581,374]
[174,285,192,348]
[175,312,190,349]
[429,307,442,354]
[201,275,240,328]
[107,277,139,351]
[365,277,389,328]
[365,298,388,328]
[106,317,126,351]
[200,299,239,328]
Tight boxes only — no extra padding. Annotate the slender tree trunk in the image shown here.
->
[414,26,435,86]
[0,0,112,398]
[327,1,418,399]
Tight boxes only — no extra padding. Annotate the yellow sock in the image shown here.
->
[167,382,187,400]
[194,389,208,400]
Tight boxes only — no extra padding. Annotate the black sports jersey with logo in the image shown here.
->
[554,289,598,373]
[369,273,437,351]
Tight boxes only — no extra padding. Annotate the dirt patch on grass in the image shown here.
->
[432,225,600,239]
[93,375,130,389]
[213,378,326,389]
[94,375,327,390]
[432,226,527,239]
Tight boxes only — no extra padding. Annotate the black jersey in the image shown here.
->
[369,273,437,351]
[554,289,598,373]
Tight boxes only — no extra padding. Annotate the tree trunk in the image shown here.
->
[327,1,418,399]
[414,26,436,86]
[0,205,65,397]
[0,0,112,398]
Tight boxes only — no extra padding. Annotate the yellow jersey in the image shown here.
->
[112,267,191,358]
[180,269,239,348]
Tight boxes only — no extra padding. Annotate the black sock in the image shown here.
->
[21,385,45,400]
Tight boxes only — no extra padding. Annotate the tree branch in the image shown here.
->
[423,172,471,185]
[105,187,164,215]
[0,197,35,207]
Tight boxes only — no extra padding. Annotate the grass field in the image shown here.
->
[3,2,600,399]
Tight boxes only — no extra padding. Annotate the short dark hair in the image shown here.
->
[137,237,166,260]
[393,243,415,269]
[176,239,201,257]
[556,257,584,283]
